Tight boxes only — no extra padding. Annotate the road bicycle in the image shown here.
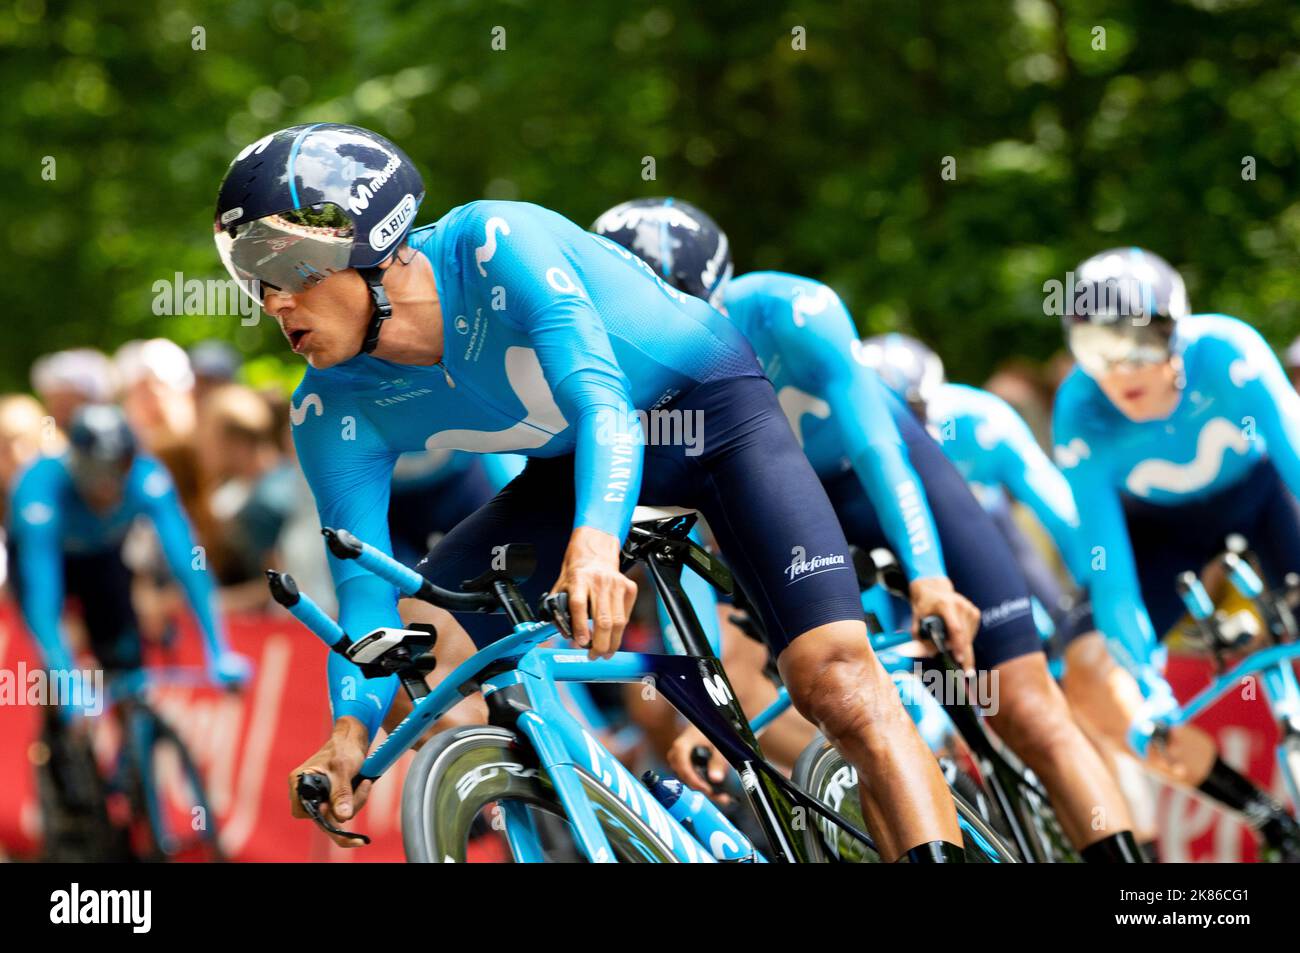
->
[270,508,1016,862]
[37,667,225,862]
[1132,538,1300,819]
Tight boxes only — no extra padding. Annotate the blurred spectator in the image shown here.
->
[114,338,207,539]
[189,340,243,403]
[195,384,297,604]
[30,348,115,430]
[1285,336,1300,391]
[115,338,197,453]
[0,394,51,492]
[0,394,52,590]
[983,356,1056,450]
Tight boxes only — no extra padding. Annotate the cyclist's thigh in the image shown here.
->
[64,548,141,672]
[987,498,1066,620]
[389,459,500,567]
[1122,493,1238,638]
[833,407,1042,671]
[646,377,863,655]
[1241,460,1300,585]
[414,456,574,648]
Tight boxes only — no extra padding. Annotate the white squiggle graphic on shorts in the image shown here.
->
[289,393,324,426]
[475,217,511,277]
[1125,417,1250,496]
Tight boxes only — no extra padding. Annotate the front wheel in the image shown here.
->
[401,726,687,862]
[792,735,1018,862]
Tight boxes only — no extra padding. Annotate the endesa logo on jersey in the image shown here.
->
[370,193,417,251]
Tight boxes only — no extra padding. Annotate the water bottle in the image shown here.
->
[641,771,762,862]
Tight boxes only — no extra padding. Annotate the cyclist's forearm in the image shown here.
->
[848,442,946,581]
[332,574,404,740]
[571,402,644,539]
[16,542,75,672]
[152,501,230,660]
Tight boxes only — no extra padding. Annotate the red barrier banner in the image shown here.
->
[0,602,413,862]
[0,599,1291,862]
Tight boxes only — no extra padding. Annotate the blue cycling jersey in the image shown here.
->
[7,453,227,673]
[926,383,1084,581]
[290,200,762,735]
[1053,314,1300,685]
[721,271,945,581]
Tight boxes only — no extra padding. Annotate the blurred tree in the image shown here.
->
[0,0,1297,393]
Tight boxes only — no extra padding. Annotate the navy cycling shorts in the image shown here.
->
[1064,458,1300,645]
[415,375,864,654]
[6,542,142,672]
[388,458,497,568]
[820,402,1043,671]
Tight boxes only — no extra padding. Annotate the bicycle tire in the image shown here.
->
[401,725,687,863]
[122,703,224,862]
[792,735,1019,862]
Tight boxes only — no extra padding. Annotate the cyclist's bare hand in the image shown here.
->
[667,725,731,805]
[553,527,636,659]
[288,716,372,847]
[909,576,979,673]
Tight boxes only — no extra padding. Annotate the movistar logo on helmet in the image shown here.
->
[348,153,402,215]
[370,194,416,251]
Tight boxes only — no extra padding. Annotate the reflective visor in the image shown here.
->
[67,452,132,494]
[214,203,355,306]
[1068,320,1173,377]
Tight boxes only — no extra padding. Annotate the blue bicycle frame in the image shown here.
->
[1129,553,1300,813]
[273,525,877,862]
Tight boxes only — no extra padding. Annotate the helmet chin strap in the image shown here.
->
[358,266,393,355]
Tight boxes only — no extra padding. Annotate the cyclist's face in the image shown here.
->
[261,270,370,369]
[1096,358,1181,421]
[73,468,127,513]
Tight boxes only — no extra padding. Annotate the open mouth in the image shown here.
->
[287,328,311,352]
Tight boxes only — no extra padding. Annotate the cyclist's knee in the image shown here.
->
[988,663,1079,766]
[780,631,902,747]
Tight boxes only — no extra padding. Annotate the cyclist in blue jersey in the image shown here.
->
[213,124,968,860]
[859,333,1087,643]
[595,197,1142,860]
[7,404,249,701]
[1053,247,1300,859]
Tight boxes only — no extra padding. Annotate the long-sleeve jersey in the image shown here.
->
[291,200,762,736]
[1053,314,1300,683]
[721,271,946,581]
[926,383,1085,581]
[7,453,227,672]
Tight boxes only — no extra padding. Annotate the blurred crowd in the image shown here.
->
[0,339,334,646]
[4,331,1300,639]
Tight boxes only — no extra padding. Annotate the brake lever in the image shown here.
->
[541,591,573,641]
[919,615,961,672]
[296,772,371,845]
[690,745,724,796]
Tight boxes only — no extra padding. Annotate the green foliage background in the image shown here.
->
[2,0,1298,393]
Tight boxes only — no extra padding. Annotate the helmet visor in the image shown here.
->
[1068,321,1173,377]
[214,203,356,306]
